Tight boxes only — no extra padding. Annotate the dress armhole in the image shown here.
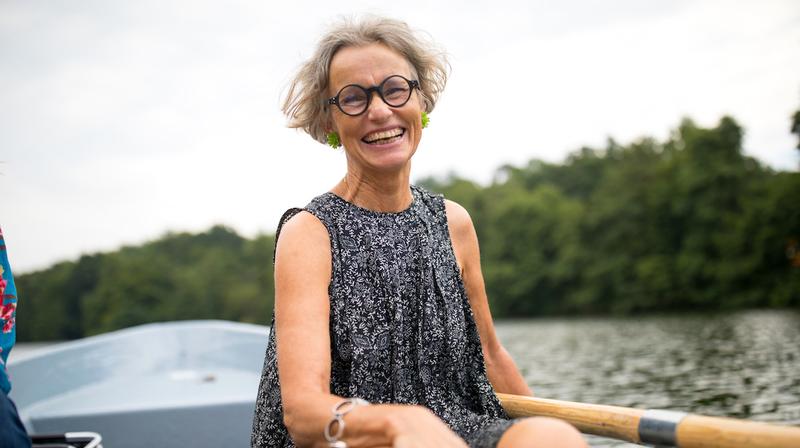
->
[438,197,464,274]
[273,207,303,263]
[274,206,340,295]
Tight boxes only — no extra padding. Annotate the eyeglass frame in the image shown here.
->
[327,74,421,117]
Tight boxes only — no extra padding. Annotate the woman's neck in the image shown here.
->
[332,167,413,213]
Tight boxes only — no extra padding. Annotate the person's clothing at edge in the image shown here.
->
[0,226,31,448]
[0,392,31,448]
[1,226,18,394]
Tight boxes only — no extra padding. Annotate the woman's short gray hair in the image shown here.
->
[282,16,450,144]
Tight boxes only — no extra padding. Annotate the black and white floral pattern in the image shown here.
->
[251,185,514,447]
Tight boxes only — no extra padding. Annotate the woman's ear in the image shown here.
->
[324,118,337,134]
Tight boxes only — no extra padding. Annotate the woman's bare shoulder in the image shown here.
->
[279,210,328,241]
[276,210,331,261]
[444,199,475,241]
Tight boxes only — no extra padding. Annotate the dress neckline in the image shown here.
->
[325,186,418,217]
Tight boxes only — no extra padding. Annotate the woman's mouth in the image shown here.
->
[362,128,405,145]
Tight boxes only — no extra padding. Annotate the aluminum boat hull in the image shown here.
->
[9,320,269,448]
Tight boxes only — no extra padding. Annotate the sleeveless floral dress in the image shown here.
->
[251,186,514,447]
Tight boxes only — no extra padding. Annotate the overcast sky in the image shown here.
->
[2,0,799,273]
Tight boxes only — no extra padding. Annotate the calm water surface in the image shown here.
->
[13,310,800,447]
[496,309,800,446]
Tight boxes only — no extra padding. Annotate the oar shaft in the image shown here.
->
[678,415,800,448]
[497,394,643,441]
[496,393,800,448]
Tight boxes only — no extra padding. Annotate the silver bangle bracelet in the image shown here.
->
[324,397,369,448]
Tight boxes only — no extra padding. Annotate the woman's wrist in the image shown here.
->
[324,398,370,447]
[321,401,435,446]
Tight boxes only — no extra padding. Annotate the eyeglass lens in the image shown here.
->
[337,75,413,115]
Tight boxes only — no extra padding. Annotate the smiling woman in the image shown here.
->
[250,16,587,448]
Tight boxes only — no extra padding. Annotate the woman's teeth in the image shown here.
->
[363,128,404,144]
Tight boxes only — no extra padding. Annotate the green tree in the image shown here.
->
[16,226,276,341]
[480,185,584,316]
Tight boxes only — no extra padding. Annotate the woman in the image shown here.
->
[252,16,587,448]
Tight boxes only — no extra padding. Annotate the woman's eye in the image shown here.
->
[342,93,366,105]
[384,86,408,98]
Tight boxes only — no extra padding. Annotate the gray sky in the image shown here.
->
[2,0,799,273]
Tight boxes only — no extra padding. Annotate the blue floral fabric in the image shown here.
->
[0,227,19,395]
[251,186,512,447]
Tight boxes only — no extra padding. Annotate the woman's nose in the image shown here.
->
[366,92,392,121]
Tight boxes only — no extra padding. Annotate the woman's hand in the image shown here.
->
[337,404,467,447]
[386,406,467,448]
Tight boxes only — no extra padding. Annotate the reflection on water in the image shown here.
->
[496,310,800,447]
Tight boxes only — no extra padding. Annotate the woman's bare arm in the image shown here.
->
[445,200,533,396]
[274,211,467,447]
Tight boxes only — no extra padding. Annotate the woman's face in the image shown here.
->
[327,43,423,176]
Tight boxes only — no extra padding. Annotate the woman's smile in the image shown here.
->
[362,127,405,145]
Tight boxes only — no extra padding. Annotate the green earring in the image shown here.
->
[421,111,430,129]
[327,131,341,149]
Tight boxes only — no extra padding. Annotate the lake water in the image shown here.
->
[11,309,800,447]
[497,309,800,446]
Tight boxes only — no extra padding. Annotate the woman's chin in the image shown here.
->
[363,153,413,173]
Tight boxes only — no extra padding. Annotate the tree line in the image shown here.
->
[420,116,799,316]
[16,228,276,341]
[15,115,800,341]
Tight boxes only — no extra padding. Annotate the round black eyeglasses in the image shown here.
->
[327,75,420,116]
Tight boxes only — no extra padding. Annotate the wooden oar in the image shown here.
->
[497,393,800,448]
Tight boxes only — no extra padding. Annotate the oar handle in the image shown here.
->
[496,393,800,448]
